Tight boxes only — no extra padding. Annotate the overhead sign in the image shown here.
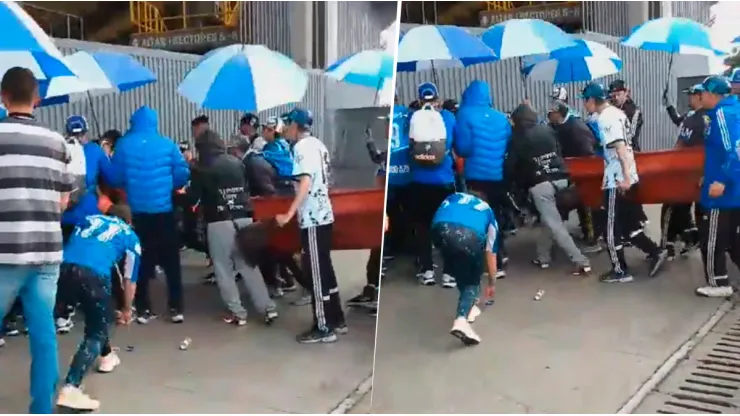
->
[130,27,239,52]
[479,2,582,27]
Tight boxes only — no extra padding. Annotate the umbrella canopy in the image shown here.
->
[40,50,157,105]
[0,0,74,80]
[325,49,394,89]
[178,44,308,112]
[522,39,622,84]
[396,25,497,72]
[622,17,729,57]
[733,35,740,44]
[481,19,576,59]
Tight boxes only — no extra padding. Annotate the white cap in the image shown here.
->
[550,86,568,102]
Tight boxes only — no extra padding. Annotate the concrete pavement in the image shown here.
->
[0,250,375,414]
[371,205,729,414]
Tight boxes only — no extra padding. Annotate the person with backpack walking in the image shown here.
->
[408,82,458,287]
[454,80,512,279]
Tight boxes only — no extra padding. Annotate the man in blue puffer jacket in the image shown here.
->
[110,105,190,323]
[409,82,458,288]
[696,75,740,298]
[454,80,512,278]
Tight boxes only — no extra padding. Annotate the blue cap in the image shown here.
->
[65,115,88,135]
[286,108,313,129]
[580,82,608,100]
[683,83,705,94]
[417,82,439,100]
[730,68,740,84]
[701,75,732,95]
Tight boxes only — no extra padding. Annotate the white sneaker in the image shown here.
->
[418,270,436,286]
[696,286,734,298]
[441,274,457,288]
[0,338,5,348]
[495,270,506,279]
[56,317,74,334]
[56,385,100,411]
[450,317,480,346]
[97,352,120,373]
[467,305,481,323]
[171,314,184,324]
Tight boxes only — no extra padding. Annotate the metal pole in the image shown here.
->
[433,1,438,24]
[420,1,426,24]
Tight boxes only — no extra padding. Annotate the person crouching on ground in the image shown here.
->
[431,192,498,346]
[188,129,278,326]
[277,108,347,344]
[55,205,140,412]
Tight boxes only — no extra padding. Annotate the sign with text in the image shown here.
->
[479,2,582,27]
[130,27,239,53]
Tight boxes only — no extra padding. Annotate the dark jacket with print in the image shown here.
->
[666,106,707,147]
[550,115,596,158]
[243,151,295,197]
[505,104,568,190]
[617,98,644,151]
[188,129,252,223]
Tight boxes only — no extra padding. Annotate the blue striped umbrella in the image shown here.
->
[396,25,497,72]
[622,17,729,57]
[326,49,394,89]
[733,36,740,44]
[522,40,622,84]
[0,1,74,80]
[480,19,576,59]
[178,44,307,112]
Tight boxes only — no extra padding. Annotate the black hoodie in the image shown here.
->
[188,129,252,223]
[617,98,644,151]
[505,104,568,190]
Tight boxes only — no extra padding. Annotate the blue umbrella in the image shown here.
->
[326,49,394,89]
[480,19,576,59]
[178,44,308,112]
[733,35,740,44]
[0,1,74,80]
[40,50,157,105]
[396,25,497,72]
[522,40,622,84]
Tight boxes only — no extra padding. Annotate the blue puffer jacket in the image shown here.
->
[388,105,411,186]
[409,108,456,185]
[62,142,118,226]
[111,106,190,214]
[454,80,511,182]
[701,95,740,209]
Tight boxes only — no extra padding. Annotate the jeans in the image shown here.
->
[0,264,60,414]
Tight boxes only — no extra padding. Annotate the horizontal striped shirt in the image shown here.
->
[0,116,73,265]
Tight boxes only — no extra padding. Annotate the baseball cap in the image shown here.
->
[65,115,88,135]
[240,113,259,127]
[262,115,284,132]
[580,82,609,100]
[547,100,568,115]
[285,108,313,129]
[701,75,732,95]
[417,82,439,101]
[682,83,705,95]
[608,79,627,94]
[550,86,568,101]
[729,67,740,84]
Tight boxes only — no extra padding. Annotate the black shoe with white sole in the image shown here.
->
[296,328,337,344]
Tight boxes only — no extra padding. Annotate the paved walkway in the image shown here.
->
[372,205,727,413]
[0,250,375,414]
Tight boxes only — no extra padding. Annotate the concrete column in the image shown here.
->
[325,1,338,66]
[625,1,649,29]
[289,1,313,68]
[661,1,673,18]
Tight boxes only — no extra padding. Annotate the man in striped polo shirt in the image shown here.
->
[0,67,74,414]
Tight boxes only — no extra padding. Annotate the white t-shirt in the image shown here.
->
[291,135,334,229]
[596,105,639,190]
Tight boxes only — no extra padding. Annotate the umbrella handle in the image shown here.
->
[86,91,102,139]
[430,61,439,92]
[519,57,529,100]
[663,54,675,100]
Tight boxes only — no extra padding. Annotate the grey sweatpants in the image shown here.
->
[207,218,275,319]
[531,180,589,267]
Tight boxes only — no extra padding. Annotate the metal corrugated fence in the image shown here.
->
[396,31,684,151]
[35,38,327,153]
[239,1,292,57]
[337,1,398,57]
[581,2,631,37]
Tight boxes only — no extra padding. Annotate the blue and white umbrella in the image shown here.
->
[480,19,576,59]
[622,17,729,57]
[40,50,157,105]
[178,44,307,112]
[522,40,622,84]
[396,25,497,72]
[326,49,394,89]
[0,0,74,80]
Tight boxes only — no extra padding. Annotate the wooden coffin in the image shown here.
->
[565,149,705,207]
[252,188,386,254]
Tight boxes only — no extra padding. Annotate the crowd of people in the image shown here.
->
[0,64,378,413]
[386,71,740,345]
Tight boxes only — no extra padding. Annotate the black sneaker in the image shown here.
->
[135,310,157,325]
[599,270,634,283]
[532,259,550,269]
[648,250,667,277]
[665,244,676,261]
[347,286,377,308]
[333,323,349,335]
[572,264,592,276]
[368,307,377,317]
[296,328,337,344]
[264,308,279,325]
[223,314,247,326]
[3,321,20,337]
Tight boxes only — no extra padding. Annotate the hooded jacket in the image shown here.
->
[505,104,568,190]
[454,80,511,182]
[189,129,253,223]
[61,141,118,226]
[550,114,596,158]
[111,106,190,214]
[700,95,740,209]
[408,107,456,185]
